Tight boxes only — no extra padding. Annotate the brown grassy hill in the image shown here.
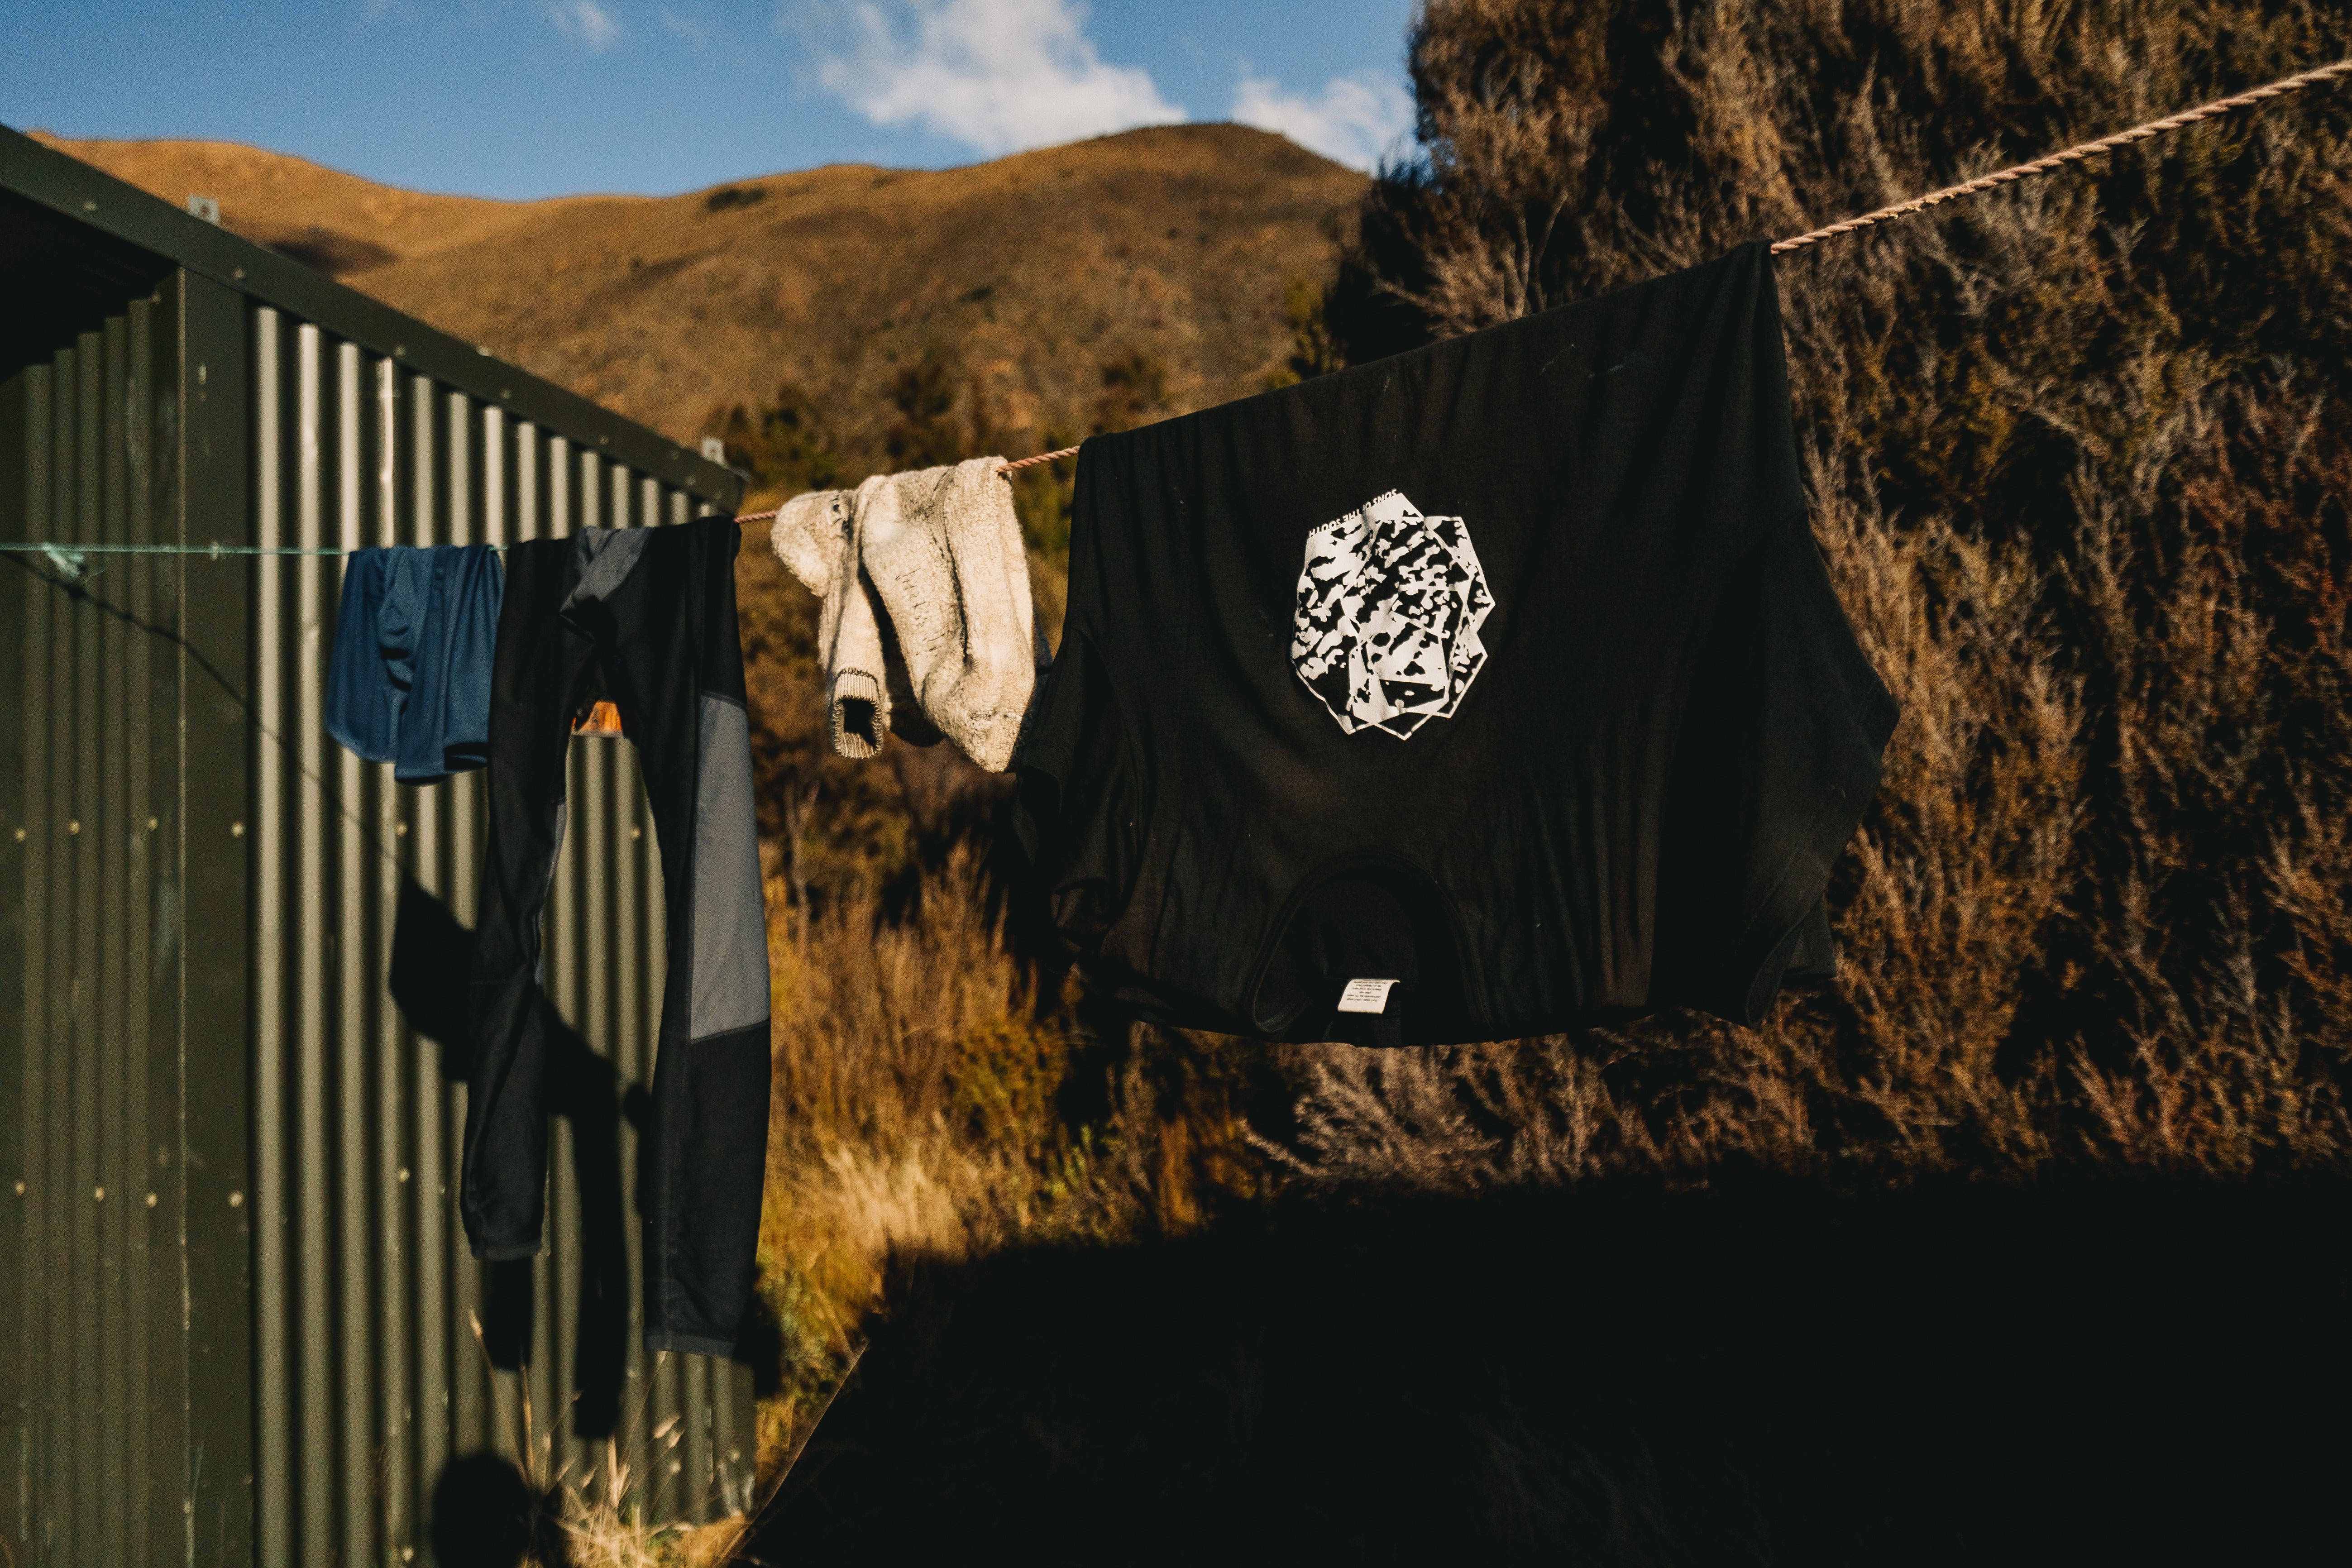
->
[25,130,607,275]
[40,125,1365,466]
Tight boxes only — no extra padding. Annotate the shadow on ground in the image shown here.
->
[746,1177,2347,1563]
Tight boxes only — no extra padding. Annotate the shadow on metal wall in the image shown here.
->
[391,879,643,1567]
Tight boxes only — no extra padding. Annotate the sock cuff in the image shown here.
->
[829,666,889,759]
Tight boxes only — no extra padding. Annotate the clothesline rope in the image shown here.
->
[731,56,2350,519]
[999,445,1084,473]
[1770,56,2352,253]
[727,445,1080,526]
[7,60,2342,559]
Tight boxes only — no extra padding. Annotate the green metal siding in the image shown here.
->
[244,309,755,1563]
[3,258,755,1566]
[1,271,260,1567]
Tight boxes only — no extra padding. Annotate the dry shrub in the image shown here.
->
[1281,0,2352,1191]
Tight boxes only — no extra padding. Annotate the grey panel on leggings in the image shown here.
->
[562,526,651,612]
[691,692,771,1039]
[534,798,567,986]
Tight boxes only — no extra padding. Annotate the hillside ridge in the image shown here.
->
[37,125,1367,467]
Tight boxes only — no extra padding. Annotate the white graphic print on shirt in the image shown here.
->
[1291,490,1494,739]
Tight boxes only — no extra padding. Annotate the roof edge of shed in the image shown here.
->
[0,123,741,510]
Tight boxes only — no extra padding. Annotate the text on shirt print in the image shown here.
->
[1291,489,1496,739]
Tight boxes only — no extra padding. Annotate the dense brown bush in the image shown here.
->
[725,4,2352,1515]
[1284,0,2352,1187]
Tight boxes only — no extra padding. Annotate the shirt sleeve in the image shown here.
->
[1653,505,1898,1025]
[1731,507,1899,1022]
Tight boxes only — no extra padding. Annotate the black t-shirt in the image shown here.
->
[1014,243,1898,1047]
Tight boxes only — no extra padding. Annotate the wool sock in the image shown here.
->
[770,484,891,758]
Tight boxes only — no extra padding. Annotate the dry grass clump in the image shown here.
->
[1280,0,2352,1193]
[540,1498,743,1568]
[459,1312,755,1568]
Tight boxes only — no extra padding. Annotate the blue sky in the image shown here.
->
[0,0,1420,199]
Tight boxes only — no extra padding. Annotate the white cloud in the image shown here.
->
[1232,69,1414,172]
[803,0,1186,158]
[547,0,623,52]
[660,8,711,47]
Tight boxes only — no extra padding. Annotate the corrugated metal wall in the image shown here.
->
[1,272,256,1568]
[242,305,757,1568]
[5,289,167,1568]
[3,273,757,1567]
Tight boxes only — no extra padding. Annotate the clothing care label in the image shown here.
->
[1337,978,1399,1014]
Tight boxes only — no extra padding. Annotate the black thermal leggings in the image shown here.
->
[464,518,771,1356]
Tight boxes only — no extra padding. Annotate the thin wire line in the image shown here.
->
[5,550,404,870]
[0,541,354,557]
[1770,57,2352,253]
